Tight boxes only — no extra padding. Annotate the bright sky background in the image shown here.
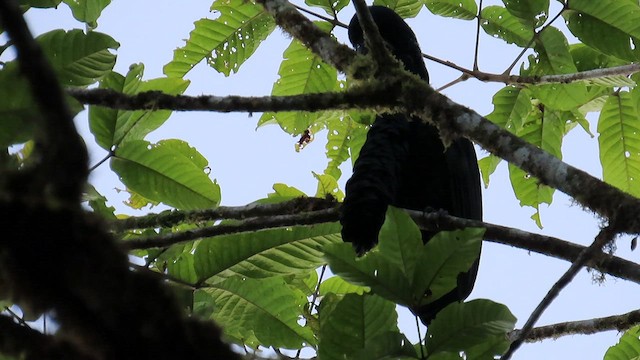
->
[24,1,639,359]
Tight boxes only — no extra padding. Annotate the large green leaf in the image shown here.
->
[373,0,423,18]
[502,0,548,27]
[196,276,316,348]
[604,325,640,360]
[36,29,118,86]
[62,0,111,27]
[163,0,275,77]
[426,299,516,358]
[318,293,399,360]
[425,0,477,20]
[193,223,341,283]
[412,228,483,306]
[565,0,640,62]
[508,106,563,227]
[111,139,221,210]
[480,5,534,47]
[89,65,190,150]
[325,208,482,308]
[598,91,640,198]
[258,31,339,135]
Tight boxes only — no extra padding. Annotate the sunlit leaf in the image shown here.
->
[258,28,339,135]
[163,0,275,77]
[111,139,221,210]
[598,91,640,197]
[425,0,477,20]
[480,5,534,46]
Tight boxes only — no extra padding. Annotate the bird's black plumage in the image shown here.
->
[340,6,483,324]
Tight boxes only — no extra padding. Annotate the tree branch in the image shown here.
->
[117,198,640,286]
[0,315,94,360]
[502,226,620,359]
[510,308,640,344]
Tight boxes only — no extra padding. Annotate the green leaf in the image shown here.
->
[83,184,116,220]
[412,228,483,306]
[480,5,534,46]
[425,0,478,20]
[377,207,423,278]
[158,241,199,284]
[604,325,640,360]
[62,0,111,27]
[319,276,369,295]
[373,0,423,18]
[570,44,630,73]
[163,0,275,78]
[598,91,640,198]
[89,65,190,150]
[313,172,344,201]
[527,28,589,111]
[502,0,549,27]
[565,0,640,62]
[258,32,339,135]
[324,116,361,180]
[508,107,563,227]
[485,86,533,131]
[426,299,516,358]
[267,183,307,200]
[0,64,37,147]
[19,0,61,7]
[194,223,342,283]
[324,242,415,306]
[111,139,221,210]
[36,29,118,87]
[196,276,316,348]
[326,209,482,309]
[305,0,349,16]
[318,293,398,360]
[478,155,501,187]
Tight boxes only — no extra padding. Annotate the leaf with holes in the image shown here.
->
[258,30,339,135]
[480,5,534,46]
[425,0,478,20]
[163,0,275,77]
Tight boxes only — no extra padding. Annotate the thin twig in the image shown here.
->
[502,226,619,359]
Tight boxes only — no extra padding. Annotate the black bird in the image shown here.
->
[340,6,483,324]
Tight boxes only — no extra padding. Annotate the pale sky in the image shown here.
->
[23,1,639,359]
